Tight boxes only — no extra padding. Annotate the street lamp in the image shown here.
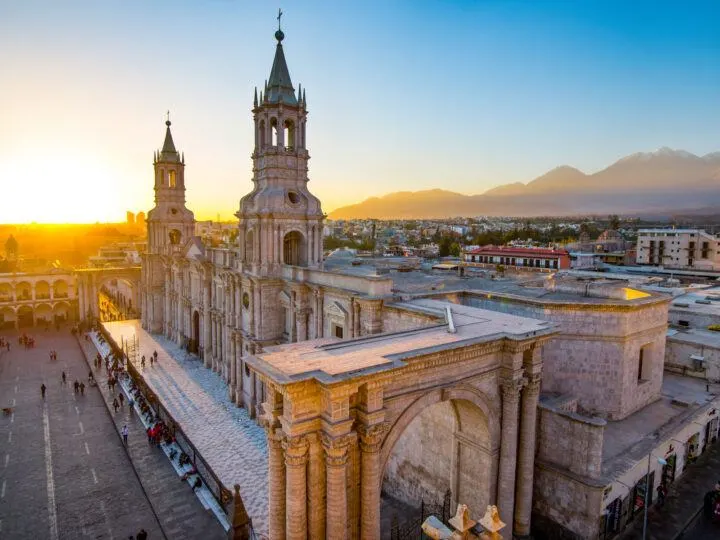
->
[642,454,668,540]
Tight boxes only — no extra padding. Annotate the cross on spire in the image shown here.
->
[277,8,283,31]
[166,110,171,126]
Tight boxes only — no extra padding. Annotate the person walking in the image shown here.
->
[149,355,154,367]
[140,355,146,368]
[136,529,147,540]
[113,398,119,413]
[61,371,66,384]
[153,350,158,362]
[79,381,85,396]
[121,424,129,445]
[41,383,46,399]
[118,393,124,407]
[73,380,79,394]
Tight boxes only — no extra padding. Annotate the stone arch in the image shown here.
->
[380,385,500,519]
[17,305,34,327]
[283,118,295,149]
[52,278,69,298]
[283,230,307,267]
[35,280,51,300]
[258,119,266,148]
[0,282,11,301]
[53,301,71,322]
[15,281,32,301]
[169,229,182,245]
[270,117,278,146]
[35,303,53,324]
[0,306,15,329]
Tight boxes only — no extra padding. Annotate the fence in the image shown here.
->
[390,489,453,540]
[97,323,234,513]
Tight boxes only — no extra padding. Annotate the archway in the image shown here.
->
[53,301,71,325]
[35,280,50,300]
[0,283,11,302]
[191,310,200,354]
[97,276,139,322]
[35,303,52,326]
[0,307,15,329]
[16,281,32,301]
[381,392,496,536]
[17,305,34,328]
[283,231,307,267]
[53,279,69,298]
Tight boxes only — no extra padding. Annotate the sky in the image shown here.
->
[1,0,719,223]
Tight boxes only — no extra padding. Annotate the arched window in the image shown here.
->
[283,231,307,267]
[259,120,266,148]
[168,170,176,188]
[270,118,278,146]
[245,230,254,263]
[284,119,295,150]
[169,229,181,245]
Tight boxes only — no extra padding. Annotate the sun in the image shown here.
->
[0,151,128,223]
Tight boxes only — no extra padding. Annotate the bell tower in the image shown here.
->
[237,19,324,277]
[142,116,195,333]
[147,116,195,255]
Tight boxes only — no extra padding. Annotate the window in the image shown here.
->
[638,345,650,382]
[168,170,176,188]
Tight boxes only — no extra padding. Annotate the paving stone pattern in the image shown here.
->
[77,333,225,540]
[0,328,163,540]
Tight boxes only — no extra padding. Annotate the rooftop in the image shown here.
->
[601,373,720,479]
[246,299,555,385]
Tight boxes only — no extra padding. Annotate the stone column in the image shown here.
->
[358,424,385,540]
[295,309,307,342]
[497,379,521,527]
[324,434,351,540]
[267,429,286,540]
[229,334,237,400]
[284,435,309,540]
[203,283,212,368]
[514,374,541,537]
[307,433,326,539]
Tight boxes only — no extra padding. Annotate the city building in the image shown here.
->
[636,228,720,271]
[463,245,570,272]
[0,272,77,328]
[127,22,720,540]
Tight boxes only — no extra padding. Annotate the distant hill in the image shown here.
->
[327,148,720,219]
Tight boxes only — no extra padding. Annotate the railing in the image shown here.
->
[104,329,233,515]
[390,489,452,540]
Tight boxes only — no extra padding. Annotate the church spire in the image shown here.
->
[266,11,297,106]
[160,112,179,162]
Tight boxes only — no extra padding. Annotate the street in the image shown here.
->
[0,328,163,539]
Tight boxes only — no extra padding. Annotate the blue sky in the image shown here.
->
[1,0,719,221]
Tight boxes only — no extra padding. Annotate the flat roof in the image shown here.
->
[670,286,720,317]
[667,328,720,349]
[247,299,555,385]
[601,373,720,479]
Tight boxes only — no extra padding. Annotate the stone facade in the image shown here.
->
[0,272,76,328]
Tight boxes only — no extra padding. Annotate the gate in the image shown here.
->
[390,489,452,540]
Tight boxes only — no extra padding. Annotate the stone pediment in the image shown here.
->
[324,301,348,321]
[183,236,206,261]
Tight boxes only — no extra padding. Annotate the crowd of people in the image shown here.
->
[0,336,10,351]
[19,334,35,349]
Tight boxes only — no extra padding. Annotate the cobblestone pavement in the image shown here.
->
[77,332,224,540]
[620,439,720,539]
[0,328,163,540]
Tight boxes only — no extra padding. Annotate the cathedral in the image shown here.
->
[138,22,685,540]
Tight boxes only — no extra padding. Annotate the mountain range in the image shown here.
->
[327,148,720,220]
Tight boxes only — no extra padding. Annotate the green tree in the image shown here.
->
[449,242,461,257]
[608,214,620,230]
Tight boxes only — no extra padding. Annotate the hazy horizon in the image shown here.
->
[2,1,719,223]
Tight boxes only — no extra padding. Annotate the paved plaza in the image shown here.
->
[100,320,269,535]
[0,328,163,539]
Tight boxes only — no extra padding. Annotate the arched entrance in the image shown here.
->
[190,310,200,354]
[75,267,141,322]
[17,305,34,328]
[381,392,496,536]
[283,231,307,267]
[0,307,15,329]
[35,303,53,327]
